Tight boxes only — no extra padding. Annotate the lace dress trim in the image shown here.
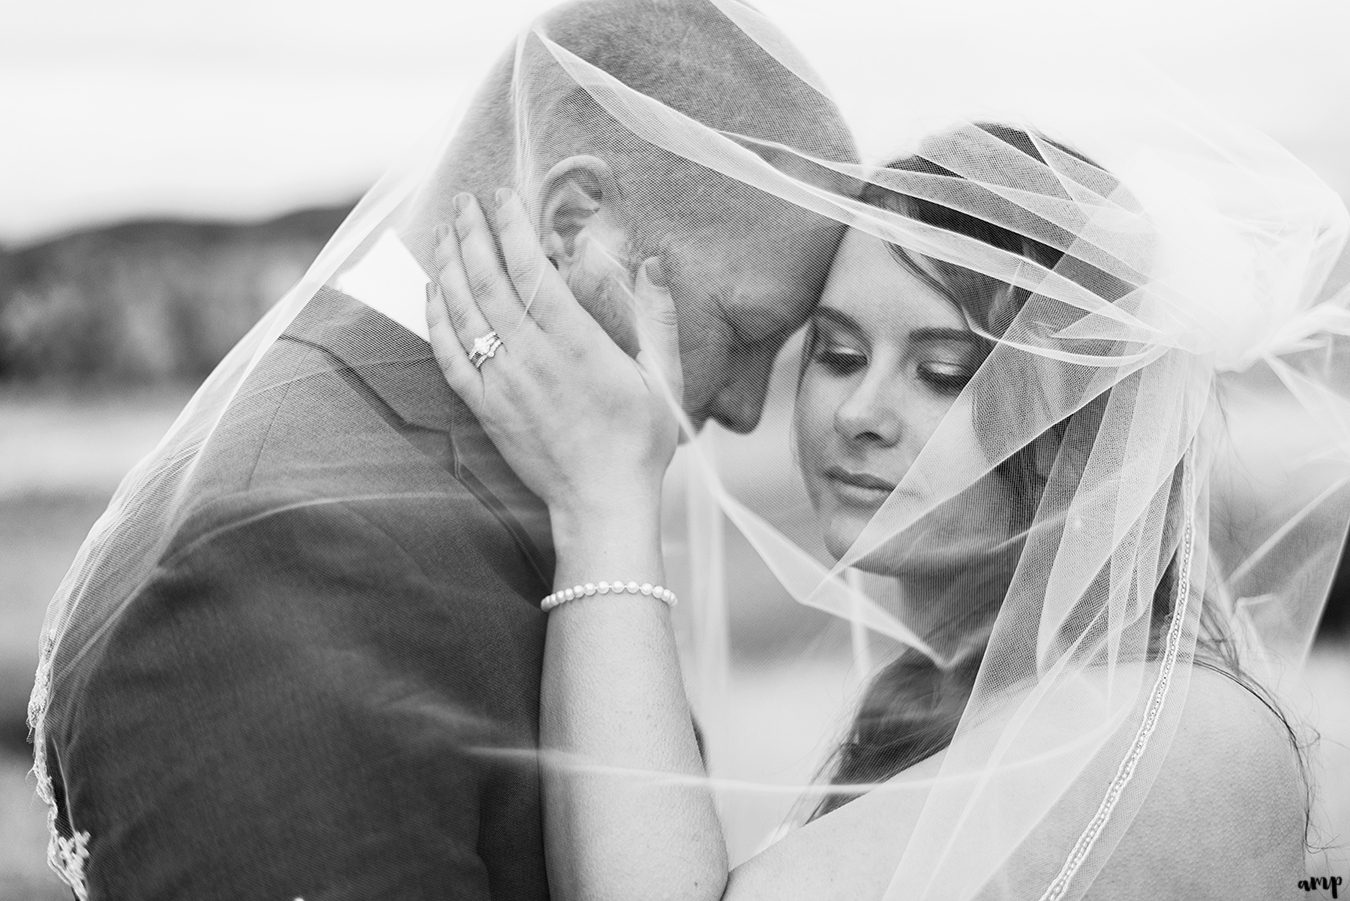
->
[52,829,91,901]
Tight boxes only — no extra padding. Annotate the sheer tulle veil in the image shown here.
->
[30,1,1350,898]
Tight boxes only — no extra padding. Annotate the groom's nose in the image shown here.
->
[709,349,775,433]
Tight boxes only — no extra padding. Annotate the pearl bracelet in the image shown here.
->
[541,580,678,612]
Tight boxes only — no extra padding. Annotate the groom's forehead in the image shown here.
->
[666,177,839,239]
[642,149,848,225]
[644,164,845,290]
[667,234,838,343]
[679,208,843,272]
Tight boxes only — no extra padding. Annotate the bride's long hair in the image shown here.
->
[808,123,1308,826]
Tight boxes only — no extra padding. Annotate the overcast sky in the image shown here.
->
[4,0,1349,245]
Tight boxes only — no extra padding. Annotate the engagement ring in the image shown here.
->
[468,331,503,369]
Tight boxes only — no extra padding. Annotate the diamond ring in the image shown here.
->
[468,331,504,369]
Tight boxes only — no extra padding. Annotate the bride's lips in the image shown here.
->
[824,465,897,506]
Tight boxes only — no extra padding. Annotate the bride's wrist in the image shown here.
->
[551,473,662,522]
[549,487,663,559]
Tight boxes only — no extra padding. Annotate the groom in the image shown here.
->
[40,1,853,898]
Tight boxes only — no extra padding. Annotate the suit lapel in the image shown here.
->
[283,286,555,585]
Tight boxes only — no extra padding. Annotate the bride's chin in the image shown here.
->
[822,519,901,574]
[821,515,964,580]
[821,518,859,562]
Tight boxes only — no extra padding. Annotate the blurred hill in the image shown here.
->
[0,203,354,383]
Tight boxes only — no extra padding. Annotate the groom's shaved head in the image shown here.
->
[534,0,849,156]
[415,0,853,241]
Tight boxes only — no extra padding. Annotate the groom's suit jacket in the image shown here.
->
[45,287,554,900]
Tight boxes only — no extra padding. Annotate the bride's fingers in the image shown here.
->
[491,188,575,331]
[452,193,532,335]
[433,221,500,356]
[425,281,483,404]
[633,258,683,404]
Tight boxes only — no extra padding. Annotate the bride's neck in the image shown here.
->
[881,556,1010,661]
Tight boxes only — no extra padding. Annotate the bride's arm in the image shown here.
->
[540,500,727,901]
[427,190,725,901]
[544,493,905,901]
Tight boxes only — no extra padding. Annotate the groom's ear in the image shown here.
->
[536,155,629,274]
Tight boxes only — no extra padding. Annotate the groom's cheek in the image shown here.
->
[567,266,641,357]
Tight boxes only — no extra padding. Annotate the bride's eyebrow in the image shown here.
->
[909,327,978,344]
[810,307,862,333]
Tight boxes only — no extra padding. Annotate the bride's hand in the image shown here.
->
[426,189,682,523]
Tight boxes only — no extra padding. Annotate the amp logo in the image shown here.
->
[1298,875,1343,898]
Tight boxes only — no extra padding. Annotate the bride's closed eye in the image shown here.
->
[812,344,868,375]
[916,359,976,394]
[804,316,868,376]
[806,318,978,393]
[911,328,982,395]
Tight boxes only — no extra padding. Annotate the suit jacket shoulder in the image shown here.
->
[48,289,553,900]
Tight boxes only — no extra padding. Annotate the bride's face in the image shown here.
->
[795,229,1014,567]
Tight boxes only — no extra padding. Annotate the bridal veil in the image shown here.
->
[31,1,1349,898]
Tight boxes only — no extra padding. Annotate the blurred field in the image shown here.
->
[0,388,193,898]
[1,386,1348,896]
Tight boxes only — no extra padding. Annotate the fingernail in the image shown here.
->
[433,223,449,244]
[452,192,473,215]
[494,187,513,209]
[644,257,667,289]
[424,282,435,304]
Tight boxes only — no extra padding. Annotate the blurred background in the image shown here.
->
[3,0,1349,895]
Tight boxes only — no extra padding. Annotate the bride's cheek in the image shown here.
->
[792,386,830,478]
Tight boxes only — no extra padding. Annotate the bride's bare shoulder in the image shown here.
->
[723,665,1306,901]
[1089,664,1307,898]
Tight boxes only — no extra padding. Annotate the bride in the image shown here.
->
[427,118,1330,900]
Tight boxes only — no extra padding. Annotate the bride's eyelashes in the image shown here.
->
[808,333,975,393]
[810,346,973,398]
[813,345,868,375]
[804,316,867,376]
[916,360,975,394]
[804,310,978,395]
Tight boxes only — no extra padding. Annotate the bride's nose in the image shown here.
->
[834,374,902,446]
